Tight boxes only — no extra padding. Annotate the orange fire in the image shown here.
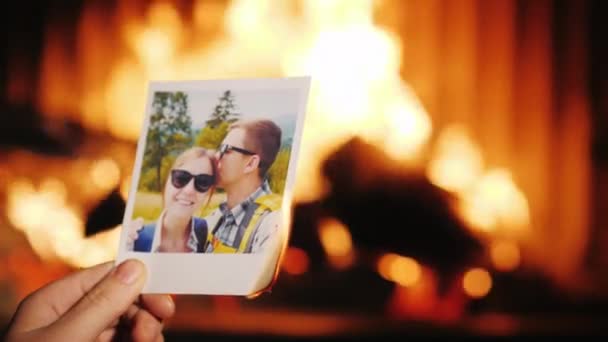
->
[26,0,537,288]
[6,177,121,268]
[36,0,433,204]
[318,217,355,269]
[462,267,493,299]
[428,125,530,237]
[377,253,421,287]
[281,247,310,276]
[90,158,122,191]
[428,124,484,194]
[490,240,521,272]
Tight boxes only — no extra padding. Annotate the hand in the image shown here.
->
[126,217,145,251]
[5,259,175,342]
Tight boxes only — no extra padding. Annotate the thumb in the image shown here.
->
[48,259,147,341]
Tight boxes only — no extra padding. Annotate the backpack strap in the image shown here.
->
[239,193,283,253]
[232,202,260,250]
[239,207,271,252]
[133,225,156,252]
[192,217,209,253]
[206,193,283,253]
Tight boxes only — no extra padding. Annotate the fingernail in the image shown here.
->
[166,295,175,310]
[114,259,143,285]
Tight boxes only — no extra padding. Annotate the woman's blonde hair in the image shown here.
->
[161,147,218,209]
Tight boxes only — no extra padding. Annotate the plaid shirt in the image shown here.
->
[206,180,272,253]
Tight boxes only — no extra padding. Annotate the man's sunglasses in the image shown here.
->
[170,169,215,193]
[218,144,256,158]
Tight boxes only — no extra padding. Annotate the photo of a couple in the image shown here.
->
[117,78,309,295]
[125,119,284,255]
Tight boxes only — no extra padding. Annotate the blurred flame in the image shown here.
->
[105,61,148,141]
[490,240,521,272]
[318,217,354,269]
[460,169,530,234]
[427,124,530,239]
[127,1,181,68]
[377,253,421,287]
[32,0,537,278]
[462,267,492,299]
[387,267,465,323]
[281,2,432,193]
[383,93,433,161]
[428,124,484,194]
[282,247,310,275]
[37,0,432,203]
[6,178,120,268]
[120,175,132,200]
[90,158,121,191]
[39,178,68,205]
[193,0,224,32]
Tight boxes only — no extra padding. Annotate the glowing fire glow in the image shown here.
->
[428,124,484,194]
[37,0,432,203]
[490,240,521,272]
[462,267,492,299]
[31,0,534,274]
[120,175,132,200]
[428,124,530,237]
[460,169,530,234]
[318,217,354,269]
[90,158,121,191]
[281,247,310,275]
[378,253,421,287]
[6,178,120,268]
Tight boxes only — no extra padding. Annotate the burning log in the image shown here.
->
[0,103,84,156]
[85,188,125,237]
[293,137,485,297]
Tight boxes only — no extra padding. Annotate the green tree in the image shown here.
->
[195,90,241,150]
[266,147,291,195]
[205,90,240,128]
[194,120,230,149]
[137,167,158,192]
[141,91,192,192]
[159,153,178,191]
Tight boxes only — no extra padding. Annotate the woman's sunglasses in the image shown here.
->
[170,169,215,193]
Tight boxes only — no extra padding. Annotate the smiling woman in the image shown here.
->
[125,147,217,253]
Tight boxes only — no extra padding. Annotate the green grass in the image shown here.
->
[131,191,226,223]
[131,192,163,223]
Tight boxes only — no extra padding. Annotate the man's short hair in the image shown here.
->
[230,119,282,178]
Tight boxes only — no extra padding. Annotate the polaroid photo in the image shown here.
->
[115,77,311,296]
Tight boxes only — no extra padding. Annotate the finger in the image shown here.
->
[128,218,143,231]
[155,334,165,342]
[9,261,114,332]
[140,294,175,321]
[131,308,163,342]
[96,327,117,342]
[121,302,166,342]
[46,259,147,341]
[134,217,145,231]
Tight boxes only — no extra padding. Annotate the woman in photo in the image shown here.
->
[127,147,217,253]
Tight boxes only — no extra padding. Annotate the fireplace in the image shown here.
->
[1,0,607,338]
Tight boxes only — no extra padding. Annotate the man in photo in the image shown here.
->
[204,119,283,254]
